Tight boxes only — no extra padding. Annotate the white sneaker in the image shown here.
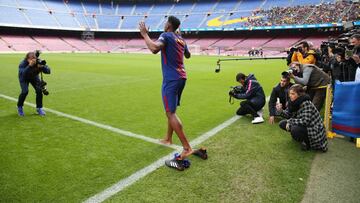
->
[257,109,264,118]
[252,116,264,124]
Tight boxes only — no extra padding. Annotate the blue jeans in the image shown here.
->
[17,78,43,108]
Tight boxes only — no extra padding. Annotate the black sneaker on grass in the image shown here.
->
[192,148,208,160]
[165,158,185,171]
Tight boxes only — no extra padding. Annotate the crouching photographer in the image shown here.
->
[229,72,266,124]
[277,84,328,152]
[17,51,51,116]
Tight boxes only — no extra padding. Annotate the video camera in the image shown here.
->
[288,46,303,54]
[318,28,359,80]
[320,29,358,58]
[228,86,244,104]
[35,50,47,66]
[34,50,49,96]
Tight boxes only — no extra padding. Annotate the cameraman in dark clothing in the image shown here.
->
[349,34,360,81]
[17,51,51,116]
[229,73,266,124]
[268,72,293,124]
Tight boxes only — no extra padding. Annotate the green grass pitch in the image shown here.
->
[0,53,314,202]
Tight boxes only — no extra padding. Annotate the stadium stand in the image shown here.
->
[1,0,357,30]
[0,0,358,54]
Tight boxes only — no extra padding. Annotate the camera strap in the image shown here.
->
[229,95,235,104]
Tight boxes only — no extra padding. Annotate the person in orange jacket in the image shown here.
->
[291,41,316,65]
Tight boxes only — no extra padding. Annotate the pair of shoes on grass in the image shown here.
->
[17,107,46,116]
[165,148,208,171]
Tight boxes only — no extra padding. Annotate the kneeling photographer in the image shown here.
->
[288,62,330,111]
[229,72,266,124]
[277,84,328,152]
[17,51,51,116]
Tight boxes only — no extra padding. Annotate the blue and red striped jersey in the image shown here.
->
[157,32,189,81]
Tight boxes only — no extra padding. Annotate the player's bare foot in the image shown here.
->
[180,148,193,159]
[159,139,172,145]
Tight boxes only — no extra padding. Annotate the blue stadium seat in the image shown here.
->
[150,3,173,14]
[121,16,144,30]
[0,6,29,25]
[100,1,115,15]
[213,0,238,13]
[133,3,152,15]
[44,0,68,12]
[0,0,18,6]
[17,0,46,9]
[236,0,262,11]
[53,12,79,28]
[67,0,85,13]
[83,0,99,14]
[117,3,134,15]
[24,9,58,27]
[97,15,120,29]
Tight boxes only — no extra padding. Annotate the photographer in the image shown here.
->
[268,72,293,124]
[289,62,330,111]
[291,41,316,65]
[349,34,360,81]
[277,84,328,152]
[17,51,51,116]
[229,72,266,124]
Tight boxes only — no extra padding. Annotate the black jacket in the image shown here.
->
[232,74,266,107]
[268,82,293,116]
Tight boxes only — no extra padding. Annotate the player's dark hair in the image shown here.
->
[236,73,246,82]
[168,16,180,31]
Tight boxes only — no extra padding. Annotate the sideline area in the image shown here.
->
[302,138,360,203]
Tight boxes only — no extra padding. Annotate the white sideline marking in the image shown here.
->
[84,115,241,203]
[0,93,181,150]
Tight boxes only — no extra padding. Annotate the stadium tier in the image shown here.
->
[0,33,324,56]
[0,0,357,54]
[0,0,358,31]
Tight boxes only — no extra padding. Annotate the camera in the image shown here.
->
[35,50,47,66]
[318,28,360,81]
[228,86,244,104]
[229,86,243,95]
[40,80,49,96]
[35,50,49,96]
[289,46,302,53]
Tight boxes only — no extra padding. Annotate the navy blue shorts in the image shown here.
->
[162,79,186,113]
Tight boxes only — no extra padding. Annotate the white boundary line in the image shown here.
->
[84,115,241,203]
[0,93,181,150]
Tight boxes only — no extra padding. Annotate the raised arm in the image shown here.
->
[139,22,164,54]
